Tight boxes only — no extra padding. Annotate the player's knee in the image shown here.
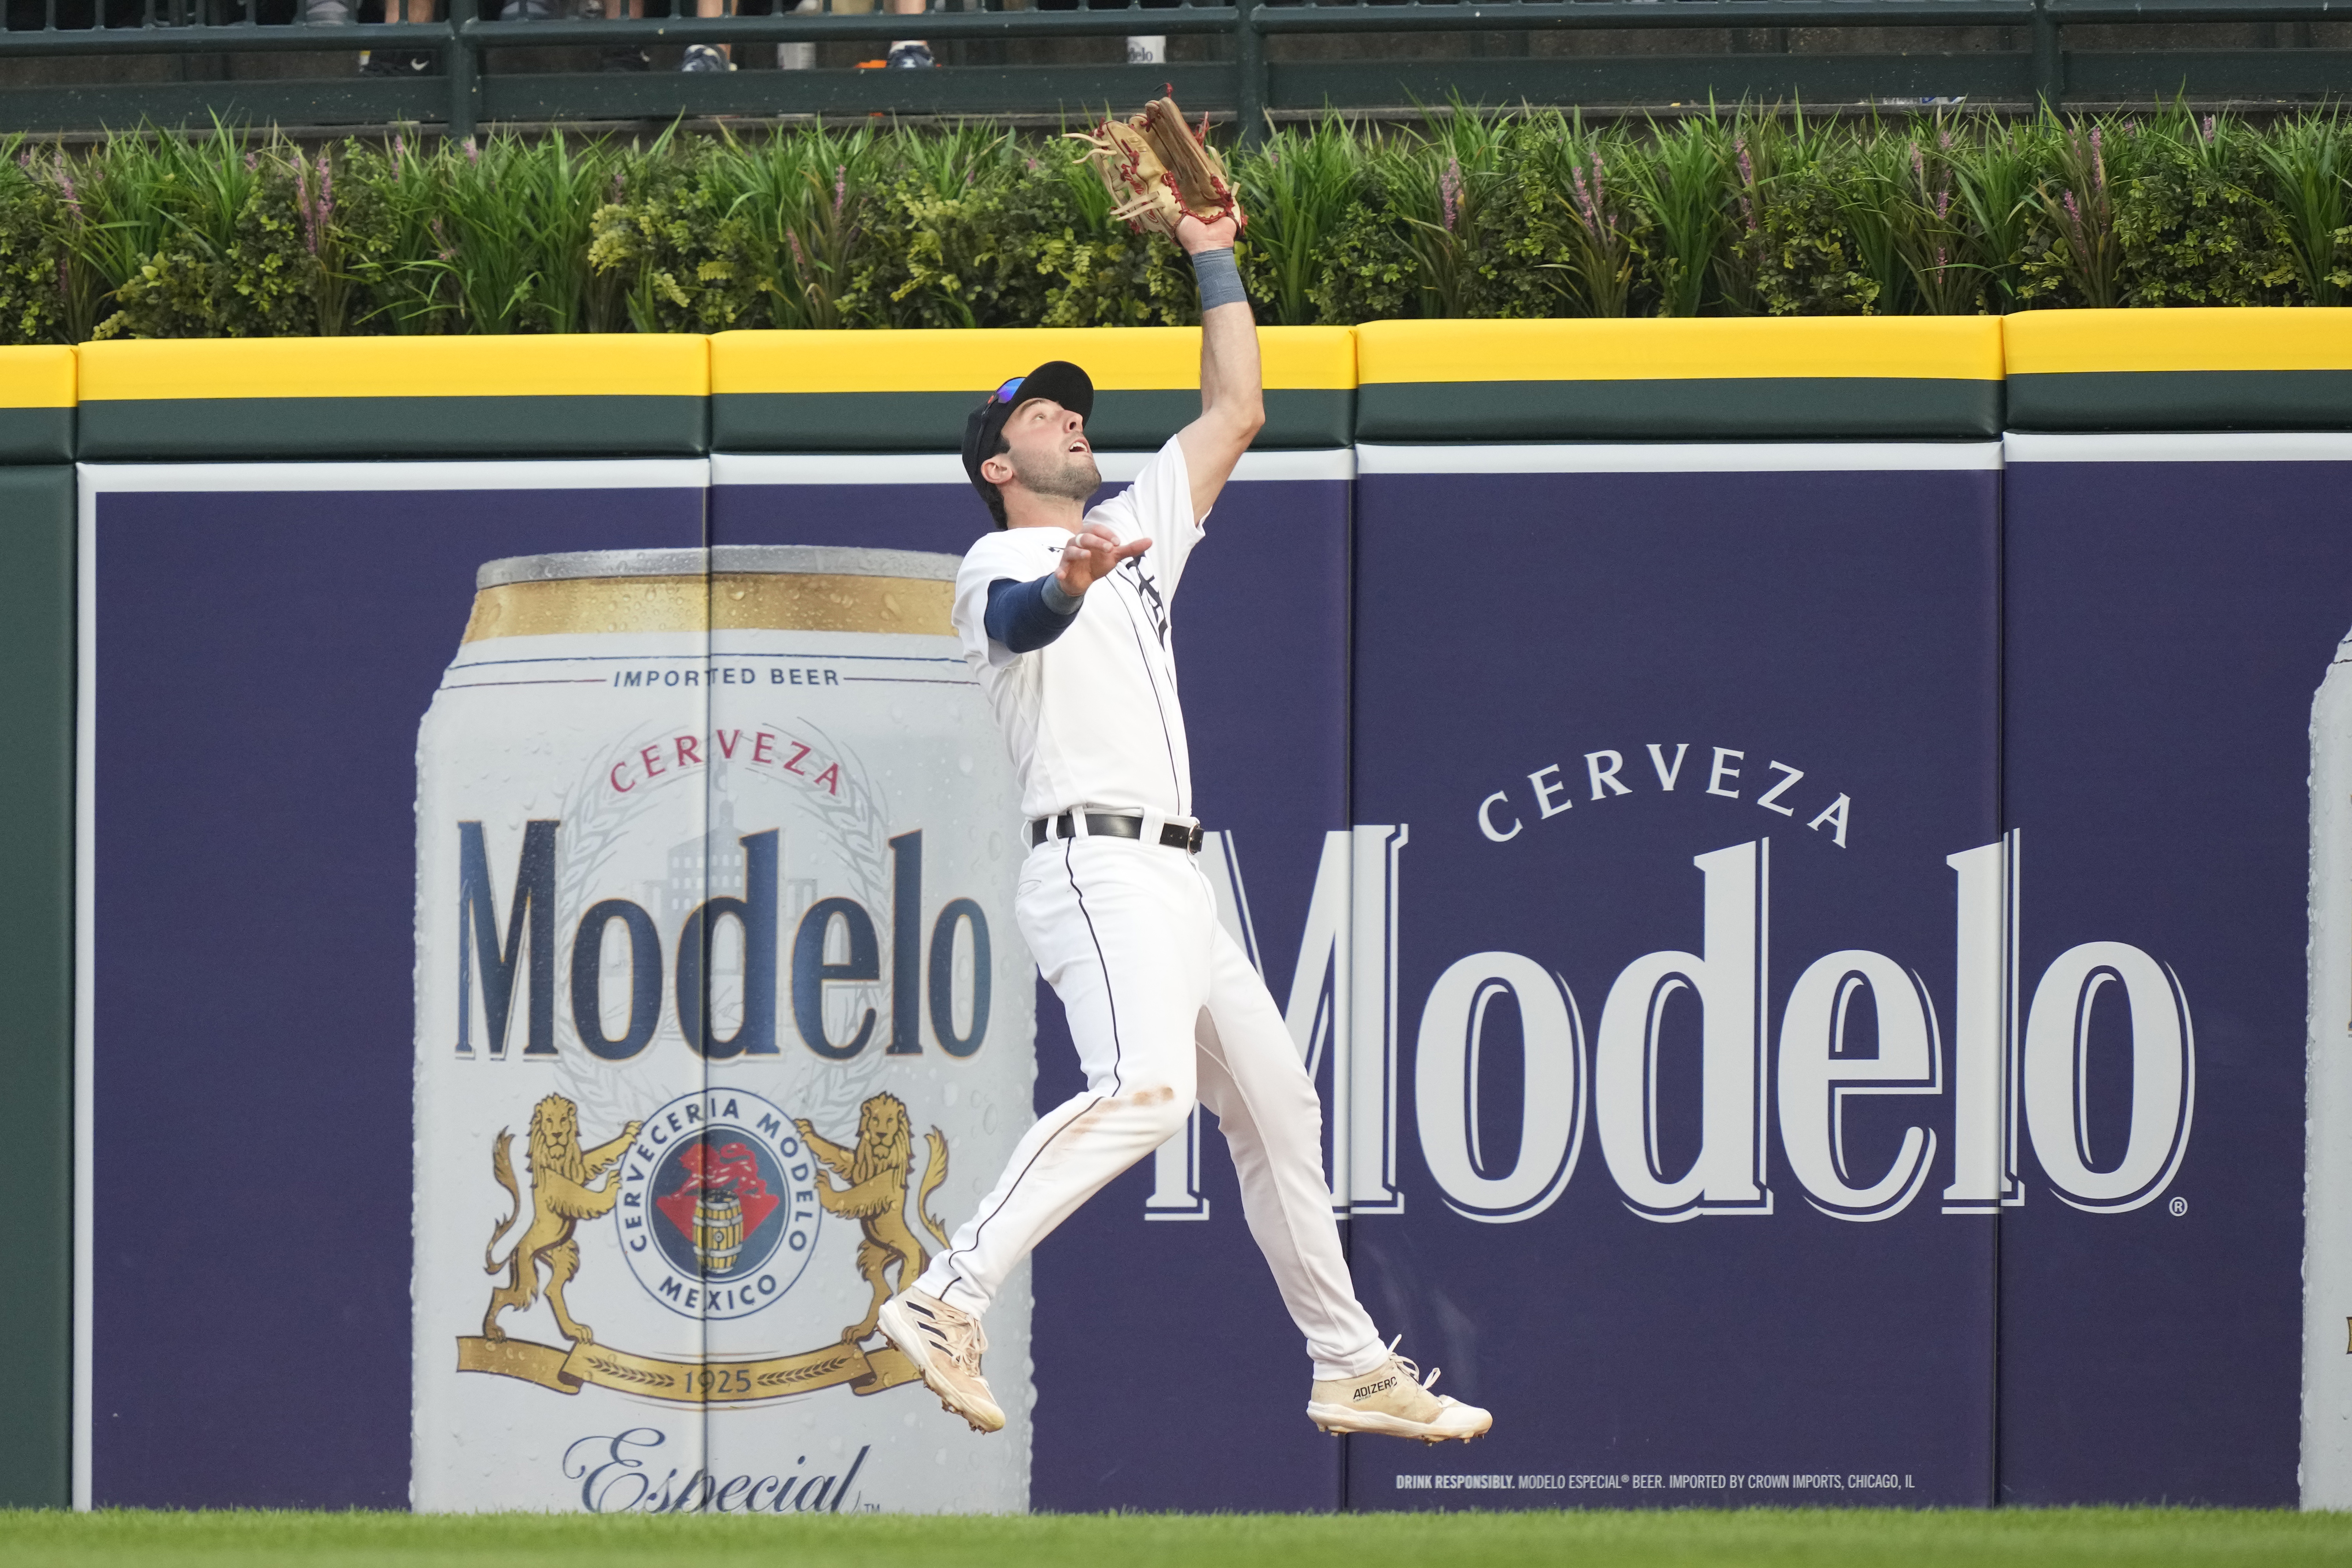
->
[1123,1081,1193,1140]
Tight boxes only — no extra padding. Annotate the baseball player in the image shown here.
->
[874,193,1492,1448]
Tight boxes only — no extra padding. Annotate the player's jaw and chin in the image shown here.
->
[1004,426,1101,510]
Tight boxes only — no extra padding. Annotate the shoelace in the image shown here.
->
[1384,1333,1443,1395]
[933,1306,989,1372]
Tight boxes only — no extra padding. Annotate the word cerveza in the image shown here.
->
[563,1428,870,1513]
[452,822,990,1061]
[1179,827,2188,1227]
[1480,744,1853,848]
[605,727,846,797]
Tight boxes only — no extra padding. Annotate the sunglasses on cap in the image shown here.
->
[993,377,1025,404]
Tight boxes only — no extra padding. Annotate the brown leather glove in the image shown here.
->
[1071,97,1243,241]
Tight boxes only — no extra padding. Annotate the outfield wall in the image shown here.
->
[1347,319,2006,1510]
[7,315,2350,1512]
[0,346,75,1512]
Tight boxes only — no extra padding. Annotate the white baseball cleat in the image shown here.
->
[1307,1337,1493,1443]
[878,1288,1006,1434]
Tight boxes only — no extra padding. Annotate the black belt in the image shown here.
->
[1029,812,1204,854]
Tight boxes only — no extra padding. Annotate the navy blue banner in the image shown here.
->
[77,438,2323,1512]
[1998,438,2344,1507]
[82,469,705,1509]
[1347,450,2002,1509]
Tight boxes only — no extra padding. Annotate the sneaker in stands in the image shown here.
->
[359,49,436,74]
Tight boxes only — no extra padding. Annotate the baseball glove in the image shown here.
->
[1071,97,1244,241]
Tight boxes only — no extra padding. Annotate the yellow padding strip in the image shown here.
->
[0,346,76,409]
[712,326,1356,394]
[78,335,709,402]
[1357,318,2004,384]
[2005,307,2352,374]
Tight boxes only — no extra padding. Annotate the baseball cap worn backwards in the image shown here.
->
[963,360,1095,497]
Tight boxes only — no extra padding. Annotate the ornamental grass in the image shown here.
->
[0,103,2342,343]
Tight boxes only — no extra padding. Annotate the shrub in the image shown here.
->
[0,143,66,345]
[1527,115,1659,318]
[1239,116,1369,326]
[2117,111,2297,308]
[1728,117,1877,316]
[8,105,2352,343]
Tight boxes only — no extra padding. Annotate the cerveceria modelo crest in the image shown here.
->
[621,1089,822,1320]
[456,1090,951,1406]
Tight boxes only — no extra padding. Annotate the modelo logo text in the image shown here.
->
[1190,826,2189,1228]
[451,822,989,1062]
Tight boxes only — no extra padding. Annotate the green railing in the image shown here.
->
[0,0,2349,140]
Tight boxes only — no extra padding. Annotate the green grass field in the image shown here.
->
[1,1509,2348,1568]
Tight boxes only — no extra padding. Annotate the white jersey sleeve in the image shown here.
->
[953,526,1068,671]
[1086,434,1207,597]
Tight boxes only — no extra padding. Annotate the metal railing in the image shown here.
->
[0,0,2348,139]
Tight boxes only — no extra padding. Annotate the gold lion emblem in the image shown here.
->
[482,1094,641,1348]
[796,1094,951,1345]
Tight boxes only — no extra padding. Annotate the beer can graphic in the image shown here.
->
[2308,625,2352,1508]
[413,546,1034,1514]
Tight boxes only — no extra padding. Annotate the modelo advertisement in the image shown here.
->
[411,544,1033,1514]
[74,468,1032,1515]
[71,441,2338,1513]
[1337,441,2208,1510]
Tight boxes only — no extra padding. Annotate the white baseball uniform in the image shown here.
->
[913,435,1387,1383]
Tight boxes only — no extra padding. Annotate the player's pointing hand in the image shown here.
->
[1056,521,1148,598]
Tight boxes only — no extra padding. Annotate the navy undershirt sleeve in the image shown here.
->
[985,574,1082,655]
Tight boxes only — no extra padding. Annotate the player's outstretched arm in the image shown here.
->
[977,526,1148,656]
[1174,209,1265,525]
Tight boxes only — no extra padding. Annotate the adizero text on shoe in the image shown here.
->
[879,1289,1005,1434]
[1307,1341,1492,1444]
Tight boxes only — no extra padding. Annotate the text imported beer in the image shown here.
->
[412,546,1033,1515]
